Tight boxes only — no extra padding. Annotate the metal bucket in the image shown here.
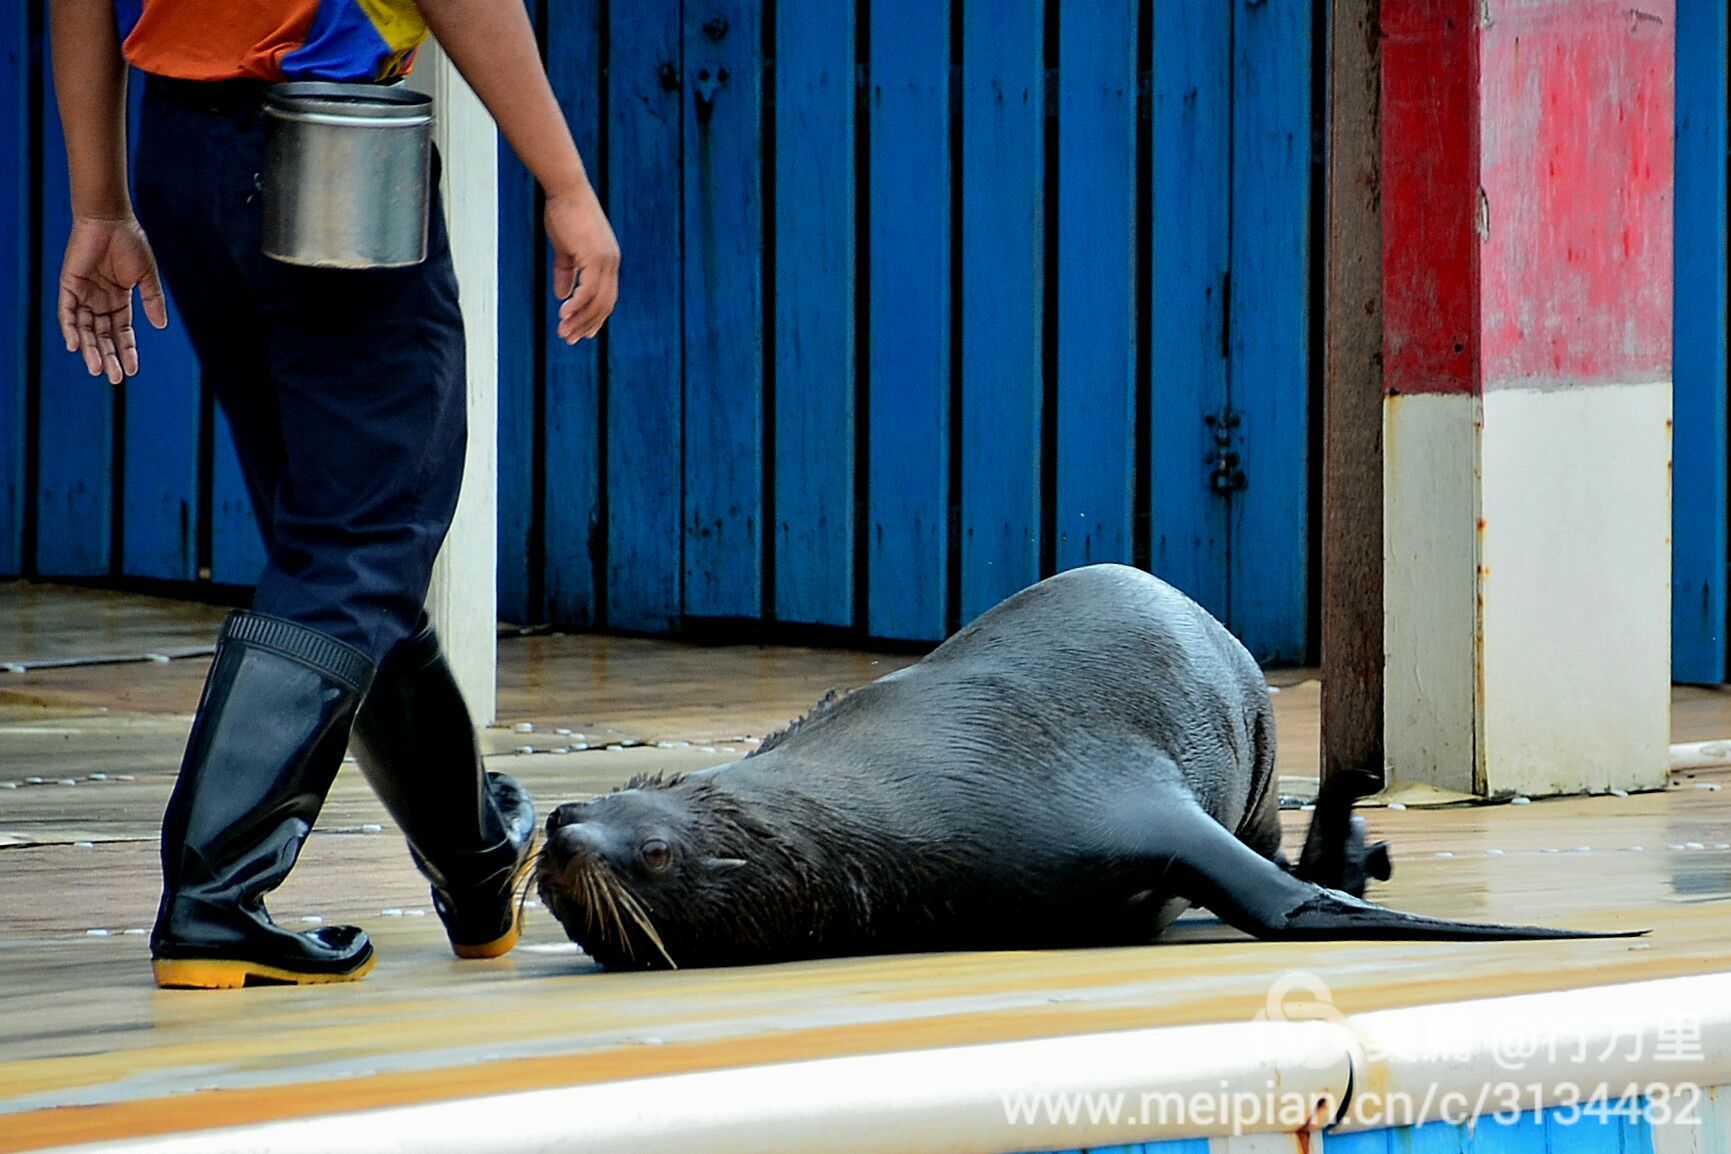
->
[261,82,434,269]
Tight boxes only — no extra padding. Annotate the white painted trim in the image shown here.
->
[38,973,1731,1153]
[1671,740,1731,772]
[1476,381,1671,795]
[412,42,499,725]
[1383,391,1481,795]
[38,1022,1353,1153]
[1383,381,1672,797]
[1337,972,1731,1131]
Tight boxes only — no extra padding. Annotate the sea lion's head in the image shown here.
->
[534,774,801,970]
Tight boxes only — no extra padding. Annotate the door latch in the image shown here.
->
[1204,409,1247,494]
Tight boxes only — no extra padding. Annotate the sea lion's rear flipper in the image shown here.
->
[1154,803,1642,942]
[1291,770,1392,898]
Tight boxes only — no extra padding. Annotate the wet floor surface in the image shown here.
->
[2,581,1729,1151]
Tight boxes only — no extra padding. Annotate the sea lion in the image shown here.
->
[536,564,1636,970]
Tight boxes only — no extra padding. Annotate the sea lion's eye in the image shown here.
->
[640,838,672,872]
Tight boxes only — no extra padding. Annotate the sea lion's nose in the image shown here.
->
[547,820,600,872]
[547,802,586,834]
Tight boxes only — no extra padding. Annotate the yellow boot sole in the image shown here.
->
[453,922,520,960]
[153,951,376,990]
[451,836,538,961]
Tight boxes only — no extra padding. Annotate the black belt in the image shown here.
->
[142,74,272,114]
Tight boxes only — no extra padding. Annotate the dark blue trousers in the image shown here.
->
[133,75,467,666]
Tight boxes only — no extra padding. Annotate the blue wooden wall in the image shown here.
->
[1672,0,1731,685]
[494,0,1317,662]
[1,0,1319,665]
[0,1,28,579]
[3,0,227,590]
[4,5,1729,676]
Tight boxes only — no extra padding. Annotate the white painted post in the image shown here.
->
[412,42,498,725]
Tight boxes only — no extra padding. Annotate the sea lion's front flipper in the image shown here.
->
[1152,802,1642,942]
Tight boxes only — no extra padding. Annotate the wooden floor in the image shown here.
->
[3,581,1730,1152]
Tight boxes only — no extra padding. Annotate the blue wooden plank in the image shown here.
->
[1329,1129,1395,1154]
[1142,1137,1210,1154]
[496,19,541,624]
[1397,1117,1472,1154]
[0,0,28,575]
[117,334,198,580]
[541,0,602,627]
[1227,0,1311,663]
[1054,0,1137,572]
[1465,1108,1547,1154]
[207,408,267,585]
[958,0,1043,623]
[119,70,199,581]
[1615,1104,1657,1154]
[682,0,764,620]
[1545,1102,1636,1154]
[34,29,112,577]
[605,0,684,632]
[1149,0,1231,619]
[771,0,855,627]
[1671,0,1729,683]
[867,0,950,641]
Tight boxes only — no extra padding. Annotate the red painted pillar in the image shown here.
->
[1380,0,1674,796]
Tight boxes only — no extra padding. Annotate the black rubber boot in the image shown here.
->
[151,612,377,989]
[350,621,536,959]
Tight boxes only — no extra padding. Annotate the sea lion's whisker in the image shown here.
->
[578,869,602,936]
[612,885,676,969]
[599,871,636,963]
[517,846,545,900]
[516,876,534,925]
[588,872,607,940]
[514,843,544,925]
[583,862,630,962]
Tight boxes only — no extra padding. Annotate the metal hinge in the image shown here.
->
[1204,408,1246,494]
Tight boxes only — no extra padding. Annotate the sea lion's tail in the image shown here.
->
[1275,888,1644,941]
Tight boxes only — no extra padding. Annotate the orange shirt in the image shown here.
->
[116,0,428,84]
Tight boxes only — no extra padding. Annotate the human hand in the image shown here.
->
[57,215,168,384]
[545,183,619,343]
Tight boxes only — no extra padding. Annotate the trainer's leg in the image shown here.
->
[243,156,536,957]
[248,163,467,666]
[135,78,375,988]
[351,622,537,959]
[131,84,284,559]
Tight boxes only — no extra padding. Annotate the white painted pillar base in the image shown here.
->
[1384,383,1672,797]
[1383,392,1478,792]
[412,43,498,725]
